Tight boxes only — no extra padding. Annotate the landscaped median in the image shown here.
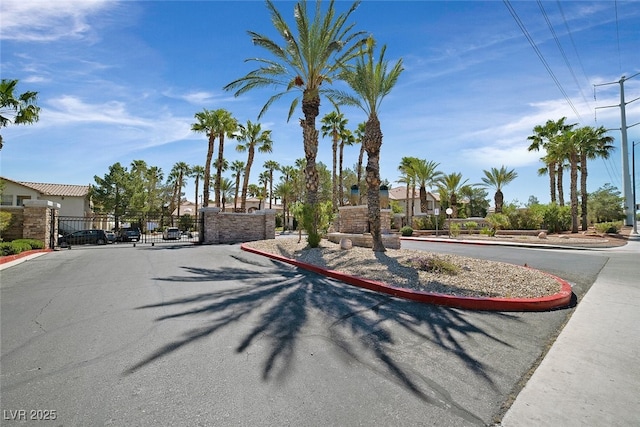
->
[0,249,52,265]
[241,241,573,312]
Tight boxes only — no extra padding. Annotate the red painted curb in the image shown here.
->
[241,244,573,312]
[0,249,52,265]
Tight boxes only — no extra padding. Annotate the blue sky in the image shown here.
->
[1,0,639,207]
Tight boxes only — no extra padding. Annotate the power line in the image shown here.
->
[503,0,583,122]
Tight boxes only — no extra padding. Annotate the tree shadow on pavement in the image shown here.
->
[125,253,520,423]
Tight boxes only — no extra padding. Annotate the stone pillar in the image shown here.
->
[23,200,60,249]
[263,209,276,240]
[199,207,220,244]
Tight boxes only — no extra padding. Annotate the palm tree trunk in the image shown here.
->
[570,155,579,233]
[338,141,345,207]
[215,134,225,207]
[549,163,557,204]
[301,96,321,243]
[557,165,565,207]
[419,186,427,213]
[332,134,338,212]
[580,152,588,231]
[203,135,215,207]
[241,148,255,212]
[404,184,410,227]
[364,114,385,252]
[357,143,365,204]
[495,189,504,214]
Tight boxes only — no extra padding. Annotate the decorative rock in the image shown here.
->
[559,234,570,239]
[538,231,548,239]
[340,238,353,250]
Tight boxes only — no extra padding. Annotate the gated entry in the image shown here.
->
[57,212,202,247]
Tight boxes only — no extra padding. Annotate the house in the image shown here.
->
[389,186,441,215]
[0,176,92,217]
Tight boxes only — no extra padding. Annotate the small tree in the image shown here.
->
[587,184,625,224]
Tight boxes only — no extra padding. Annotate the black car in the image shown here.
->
[59,229,109,247]
[117,228,141,242]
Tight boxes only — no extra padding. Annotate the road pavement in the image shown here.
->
[0,239,636,426]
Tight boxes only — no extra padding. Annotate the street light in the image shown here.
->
[633,141,638,235]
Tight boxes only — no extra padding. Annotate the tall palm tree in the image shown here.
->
[190,165,205,208]
[397,156,419,226]
[191,109,218,207]
[437,172,471,219]
[321,110,348,211]
[479,165,518,214]
[577,126,615,230]
[527,117,576,205]
[412,159,442,214]
[230,160,245,212]
[0,79,40,150]
[331,37,404,251]
[354,122,367,204]
[339,128,355,206]
[263,160,280,209]
[558,130,581,233]
[170,162,191,218]
[224,0,367,246]
[209,109,238,207]
[236,120,273,212]
[218,177,235,212]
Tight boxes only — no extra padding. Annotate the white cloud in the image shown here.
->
[0,0,113,42]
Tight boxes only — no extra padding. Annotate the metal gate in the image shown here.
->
[57,212,202,247]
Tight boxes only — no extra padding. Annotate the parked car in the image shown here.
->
[117,228,141,242]
[105,231,117,243]
[58,229,109,247]
[162,227,181,240]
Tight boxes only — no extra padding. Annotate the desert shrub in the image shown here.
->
[485,213,510,231]
[0,242,18,256]
[400,226,413,236]
[542,203,571,233]
[14,239,45,249]
[302,201,334,248]
[480,226,495,237]
[0,211,13,240]
[407,256,459,275]
[594,221,622,234]
[463,221,478,233]
[0,238,43,256]
[412,216,429,230]
[449,222,461,237]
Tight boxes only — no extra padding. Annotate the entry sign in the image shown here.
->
[434,208,439,215]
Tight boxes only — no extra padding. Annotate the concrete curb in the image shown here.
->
[240,244,573,312]
[0,249,52,270]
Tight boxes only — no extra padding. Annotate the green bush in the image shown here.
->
[0,239,44,256]
[485,213,510,231]
[407,256,459,275]
[594,221,622,234]
[449,222,461,237]
[400,226,413,236]
[542,203,571,233]
[463,221,478,233]
[480,226,495,237]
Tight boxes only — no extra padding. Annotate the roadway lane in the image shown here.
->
[0,242,608,426]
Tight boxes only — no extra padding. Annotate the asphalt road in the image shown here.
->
[0,242,609,426]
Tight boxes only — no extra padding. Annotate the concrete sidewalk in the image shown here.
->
[500,236,640,426]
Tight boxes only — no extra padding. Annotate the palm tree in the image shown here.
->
[339,128,355,206]
[577,126,614,230]
[527,117,576,205]
[277,165,298,230]
[321,110,348,211]
[209,109,238,207]
[263,160,280,209]
[558,130,580,233]
[190,165,205,208]
[331,37,404,252]
[236,120,273,212]
[397,156,419,226]
[412,159,442,214]
[224,0,367,246]
[170,162,191,218]
[0,79,40,150]
[354,122,367,204]
[479,165,518,214]
[191,109,218,207]
[437,172,471,218]
[218,177,235,212]
[230,160,245,212]
[259,170,270,209]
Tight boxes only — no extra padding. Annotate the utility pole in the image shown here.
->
[595,73,640,227]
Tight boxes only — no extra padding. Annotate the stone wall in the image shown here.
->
[200,208,275,244]
[335,206,392,234]
[23,200,60,249]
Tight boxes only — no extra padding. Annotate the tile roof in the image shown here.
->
[17,181,90,197]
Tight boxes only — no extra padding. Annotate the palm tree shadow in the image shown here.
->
[125,253,520,421]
